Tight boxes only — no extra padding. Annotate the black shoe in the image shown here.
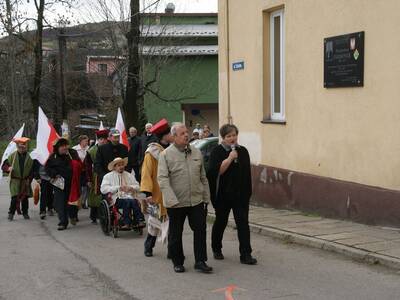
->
[40,211,46,220]
[91,219,97,225]
[213,251,224,260]
[194,261,213,273]
[8,214,14,221]
[174,265,185,273]
[144,249,153,257]
[70,218,77,226]
[57,225,67,231]
[240,255,257,265]
[23,214,30,220]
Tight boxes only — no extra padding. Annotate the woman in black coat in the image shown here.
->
[207,124,257,265]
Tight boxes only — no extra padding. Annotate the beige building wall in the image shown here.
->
[219,0,400,190]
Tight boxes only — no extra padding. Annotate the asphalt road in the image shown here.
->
[0,180,400,300]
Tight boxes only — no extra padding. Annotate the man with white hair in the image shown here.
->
[158,123,212,274]
[138,122,157,167]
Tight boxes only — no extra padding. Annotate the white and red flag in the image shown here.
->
[115,107,129,149]
[30,107,59,165]
[0,123,25,180]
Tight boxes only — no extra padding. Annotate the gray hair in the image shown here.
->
[129,127,137,131]
[145,123,152,129]
[170,122,186,136]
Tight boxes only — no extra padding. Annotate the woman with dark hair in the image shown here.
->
[207,124,257,265]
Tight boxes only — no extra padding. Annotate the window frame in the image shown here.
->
[98,63,108,73]
[269,9,285,121]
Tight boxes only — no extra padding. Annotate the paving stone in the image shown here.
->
[378,248,400,259]
[336,236,384,246]
[316,232,360,241]
[355,240,400,252]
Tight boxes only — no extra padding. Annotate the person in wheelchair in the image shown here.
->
[100,157,145,229]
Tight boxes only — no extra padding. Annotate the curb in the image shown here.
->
[207,214,400,271]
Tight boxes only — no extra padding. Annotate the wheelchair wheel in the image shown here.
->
[99,200,110,235]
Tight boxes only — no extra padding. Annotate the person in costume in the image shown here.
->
[34,159,55,220]
[45,138,83,230]
[73,135,90,209]
[95,129,129,187]
[140,119,174,257]
[85,129,109,224]
[1,137,35,221]
[100,157,145,229]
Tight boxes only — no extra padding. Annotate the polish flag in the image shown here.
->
[115,107,129,149]
[0,123,25,180]
[30,107,60,165]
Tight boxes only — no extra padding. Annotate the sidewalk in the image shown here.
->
[208,205,400,270]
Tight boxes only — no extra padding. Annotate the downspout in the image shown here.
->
[225,0,233,124]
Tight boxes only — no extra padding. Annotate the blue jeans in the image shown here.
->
[116,198,144,225]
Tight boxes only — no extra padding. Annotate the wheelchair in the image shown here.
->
[98,194,145,238]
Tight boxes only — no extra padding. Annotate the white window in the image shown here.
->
[270,9,285,120]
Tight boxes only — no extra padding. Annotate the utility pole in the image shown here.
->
[57,27,67,135]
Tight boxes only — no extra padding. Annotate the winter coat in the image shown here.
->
[157,144,210,208]
[94,142,129,184]
[207,144,252,209]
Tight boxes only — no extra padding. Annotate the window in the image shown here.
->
[98,63,108,73]
[264,9,285,122]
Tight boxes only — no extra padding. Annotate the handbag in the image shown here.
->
[33,182,40,205]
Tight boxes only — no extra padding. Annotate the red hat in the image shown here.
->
[95,129,109,139]
[150,118,170,136]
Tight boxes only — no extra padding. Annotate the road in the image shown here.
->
[0,180,399,300]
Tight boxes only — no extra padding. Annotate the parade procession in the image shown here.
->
[0,107,257,276]
[4,0,400,299]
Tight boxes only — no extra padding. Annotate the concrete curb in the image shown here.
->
[207,214,400,271]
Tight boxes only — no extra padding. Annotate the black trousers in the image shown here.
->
[211,204,252,258]
[167,203,207,266]
[133,165,140,182]
[90,207,98,221]
[9,196,28,215]
[40,180,54,213]
[54,187,77,226]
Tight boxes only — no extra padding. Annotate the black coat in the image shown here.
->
[207,144,252,208]
[139,133,158,165]
[45,148,79,189]
[128,136,141,167]
[94,142,129,184]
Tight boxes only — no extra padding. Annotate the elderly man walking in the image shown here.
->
[158,123,212,274]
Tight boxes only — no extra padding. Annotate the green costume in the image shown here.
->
[88,145,102,207]
[8,151,34,198]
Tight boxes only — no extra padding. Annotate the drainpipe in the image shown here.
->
[225,0,233,124]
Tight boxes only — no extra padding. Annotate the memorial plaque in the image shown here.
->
[324,31,364,88]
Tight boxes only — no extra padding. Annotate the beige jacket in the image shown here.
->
[157,144,210,208]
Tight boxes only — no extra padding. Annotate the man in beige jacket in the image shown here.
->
[158,123,212,274]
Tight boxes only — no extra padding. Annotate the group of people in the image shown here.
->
[1,120,257,274]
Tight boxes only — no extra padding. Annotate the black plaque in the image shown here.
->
[324,31,364,88]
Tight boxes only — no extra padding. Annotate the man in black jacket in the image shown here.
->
[128,126,141,182]
[95,129,129,186]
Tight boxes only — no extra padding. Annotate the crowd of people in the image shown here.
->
[1,120,257,273]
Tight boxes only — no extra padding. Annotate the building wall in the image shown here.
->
[219,0,400,190]
[218,0,400,225]
[144,55,218,124]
